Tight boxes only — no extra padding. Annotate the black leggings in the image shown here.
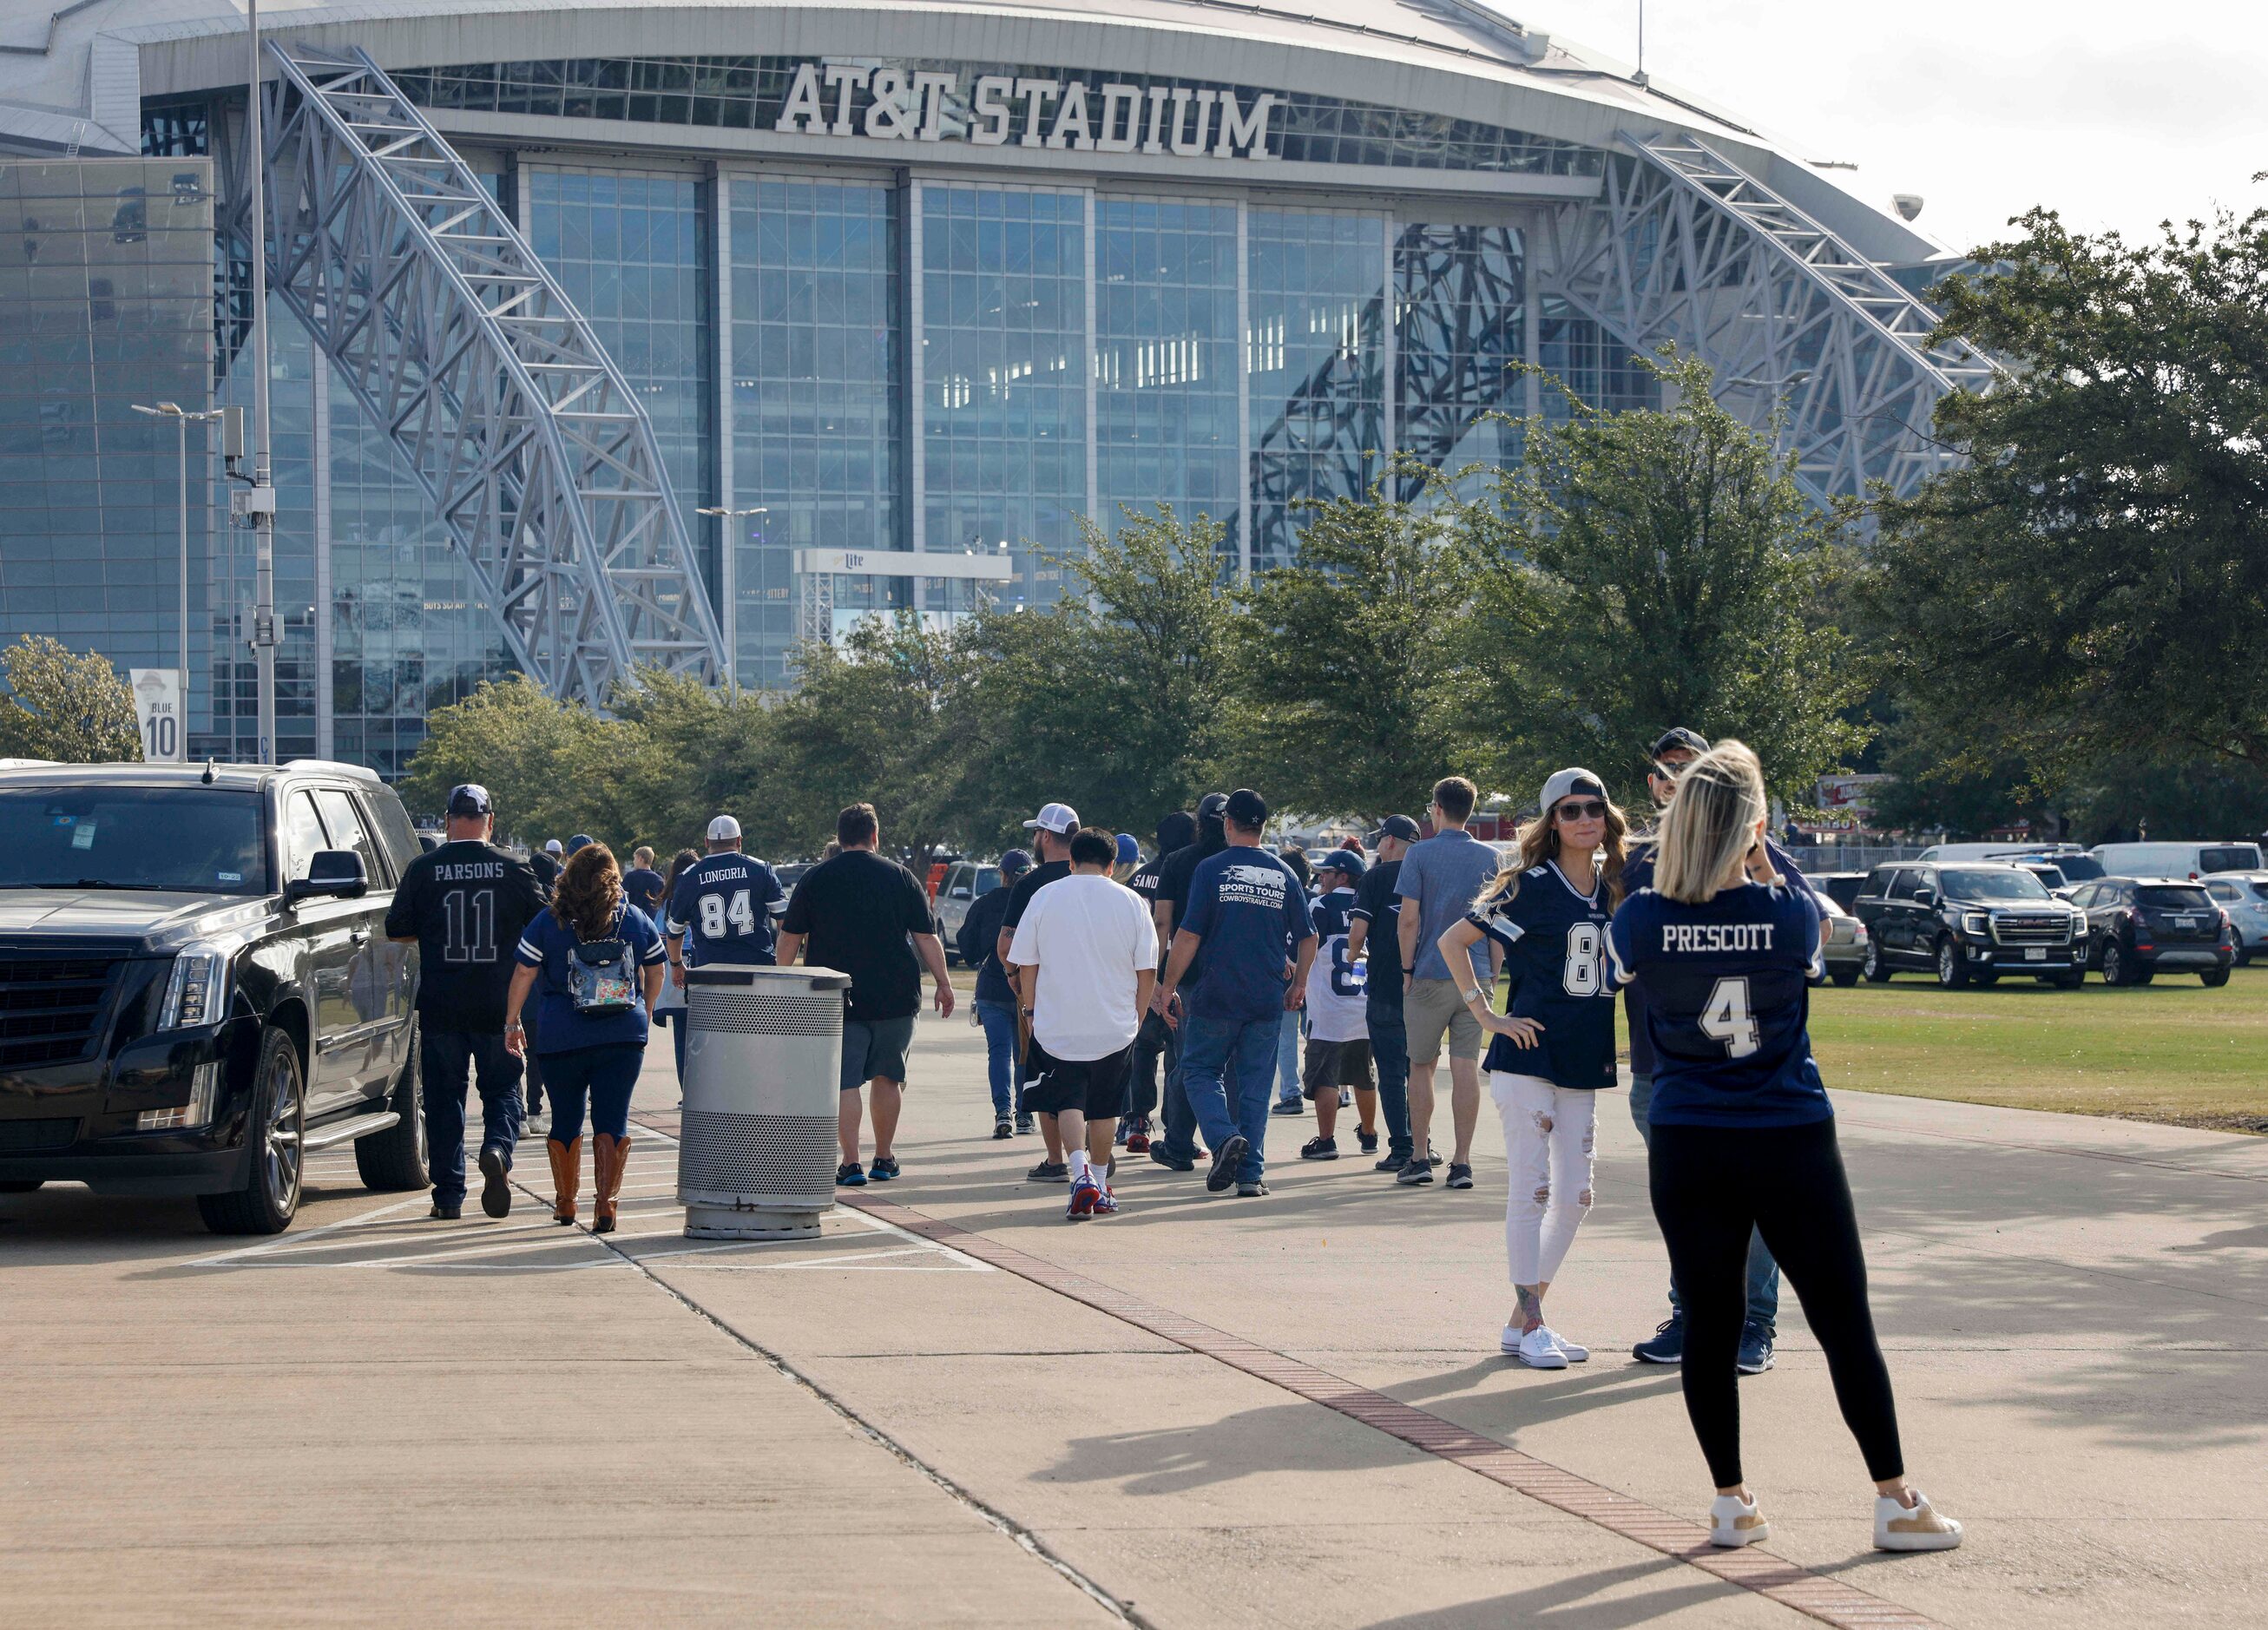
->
[1647,1117,1903,1489]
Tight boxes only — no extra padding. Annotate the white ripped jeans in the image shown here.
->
[1489,1071,1597,1285]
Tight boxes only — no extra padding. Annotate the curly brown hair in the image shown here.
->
[552,843,623,941]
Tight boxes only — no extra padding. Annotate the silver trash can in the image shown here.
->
[677,964,851,1239]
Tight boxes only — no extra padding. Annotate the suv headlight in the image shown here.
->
[159,941,232,1030]
[1962,911,1991,937]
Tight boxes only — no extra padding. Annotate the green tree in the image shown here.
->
[1225,470,1474,820]
[399,675,656,846]
[953,507,1241,842]
[605,669,777,858]
[766,615,968,864]
[1867,206,2268,781]
[0,636,142,763]
[1456,354,1868,808]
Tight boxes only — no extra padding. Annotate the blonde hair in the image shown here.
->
[1473,781,1629,910]
[1653,740,1768,904]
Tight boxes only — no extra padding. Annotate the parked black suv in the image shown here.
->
[0,761,425,1233]
[2067,877,2235,987]
[1852,862,2088,988]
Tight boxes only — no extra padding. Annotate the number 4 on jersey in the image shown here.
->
[697,888,758,940]
[1700,976,1762,1058]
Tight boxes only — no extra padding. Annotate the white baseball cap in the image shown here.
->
[707,813,742,842]
[543,838,564,854]
[1022,802,1080,835]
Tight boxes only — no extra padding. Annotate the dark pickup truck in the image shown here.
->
[0,761,425,1233]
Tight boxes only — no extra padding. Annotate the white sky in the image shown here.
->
[1510,1,2268,253]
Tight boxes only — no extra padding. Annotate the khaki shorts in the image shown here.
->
[1404,976,1482,1064]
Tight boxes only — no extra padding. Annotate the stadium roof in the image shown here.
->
[0,0,1940,262]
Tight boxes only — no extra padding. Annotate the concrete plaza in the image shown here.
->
[5,1008,2263,1627]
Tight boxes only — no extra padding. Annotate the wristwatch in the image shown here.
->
[1460,986,1484,1007]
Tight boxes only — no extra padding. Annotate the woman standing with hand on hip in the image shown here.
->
[1436,768,1625,1370]
[504,843,667,1233]
[1607,740,1962,1555]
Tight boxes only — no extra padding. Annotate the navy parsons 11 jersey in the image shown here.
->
[1607,880,1830,1127]
[667,851,787,968]
[1468,860,1618,1091]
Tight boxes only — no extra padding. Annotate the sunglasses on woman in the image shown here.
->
[1555,799,1607,821]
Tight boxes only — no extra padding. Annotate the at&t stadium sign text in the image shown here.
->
[773,63,1279,160]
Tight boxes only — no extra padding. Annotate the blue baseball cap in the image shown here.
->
[566,833,595,855]
[1115,831,1141,867]
[998,848,1031,877]
[1316,847,1367,881]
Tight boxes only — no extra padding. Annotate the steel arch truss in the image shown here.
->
[1542,133,1998,508]
[222,43,726,703]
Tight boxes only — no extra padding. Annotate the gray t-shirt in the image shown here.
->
[1396,828,1502,981]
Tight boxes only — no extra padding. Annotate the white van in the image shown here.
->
[2089,841,2264,880]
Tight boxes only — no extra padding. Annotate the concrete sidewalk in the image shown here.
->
[4,1007,2262,1627]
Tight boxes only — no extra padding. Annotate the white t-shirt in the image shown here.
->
[1303,886,1370,1043]
[1006,871,1159,1061]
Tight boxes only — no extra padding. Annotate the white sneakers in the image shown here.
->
[1500,1324,1568,1368]
[1539,1326,1588,1363]
[1703,1490,1964,1553]
[1710,1492,1771,1548]
[1876,1490,1964,1552]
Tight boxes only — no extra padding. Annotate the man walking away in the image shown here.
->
[1123,811,1195,1153]
[958,848,1031,1139]
[622,846,667,919]
[530,838,562,894]
[1627,727,1816,1372]
[1006,828,1157,1218]
[1147,794,1228,1170]
[385,784,548,1219]
[776,804,955,1186]
[666,815,788,988]
[997,803,1079,1176]
[1396,776,1503,1190]
[1272,844,1318,1114]
[1155,789,1318,1197]
[1349,814,1419,1171]
[1300,848,1377,1160]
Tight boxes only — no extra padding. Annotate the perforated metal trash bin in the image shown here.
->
[677,964,851,1239]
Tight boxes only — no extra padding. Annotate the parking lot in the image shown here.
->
[7,1000,2266,1628]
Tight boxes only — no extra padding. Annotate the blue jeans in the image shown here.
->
[542,1044,644,1144]
[975,1000,1019,1118]
[1275,1006,1303,1103]
[1155,1021,1198,1160]
[1630,1071,1779,1333]
[420,1029,523,1207]
[1365,999,1412,1158]
[1179,1009,1280,1185]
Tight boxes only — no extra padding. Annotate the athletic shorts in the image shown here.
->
[1018,1040,1134,1120]
[839,1014,917,1092]
[1302,1037,1375,1099]
[1404,976,1482,1063]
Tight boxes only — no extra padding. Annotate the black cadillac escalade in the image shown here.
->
[0,761,425,1233]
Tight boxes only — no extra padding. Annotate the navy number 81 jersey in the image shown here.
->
[1607,879,1830,1127]
[1468,860,1617,1090]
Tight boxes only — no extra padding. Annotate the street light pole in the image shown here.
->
[244,0,279,762]
[694,504,769,694]
[132,401,226,699]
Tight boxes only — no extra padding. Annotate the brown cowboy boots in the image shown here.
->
[547,1135,582,1226]
[592,1133,632,1235]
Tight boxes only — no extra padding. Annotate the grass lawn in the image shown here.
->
[1807,963,2268,1134]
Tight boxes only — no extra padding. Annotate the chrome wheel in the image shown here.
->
[260,1045,304,1219]
[2103,942,2126,986]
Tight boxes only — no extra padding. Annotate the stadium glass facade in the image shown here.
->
[0,36,1658,767]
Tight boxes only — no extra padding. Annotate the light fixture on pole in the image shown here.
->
[694,505,769,693]
[132,400,226,695]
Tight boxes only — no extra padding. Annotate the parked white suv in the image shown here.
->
[932,860,1005,963]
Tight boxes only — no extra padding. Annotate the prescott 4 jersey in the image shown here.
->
[1304,886,1370,1043]
[1468,859,1618,1090]
[1607,879,1831,1127]
[666,851,788,968]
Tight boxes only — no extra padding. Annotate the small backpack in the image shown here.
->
[566,908,636,1014]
